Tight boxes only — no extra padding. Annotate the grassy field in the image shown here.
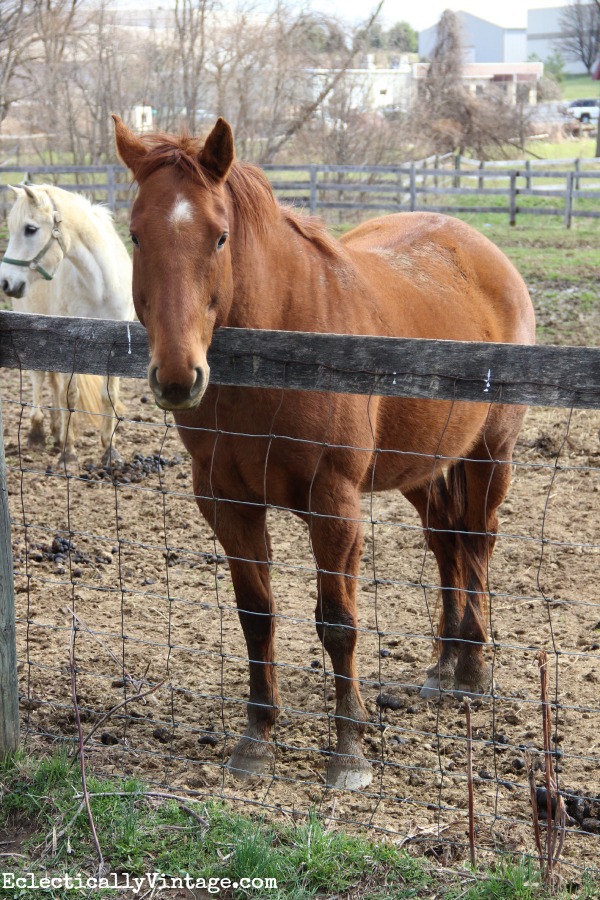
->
[561,74,600,102]
[0,751,598,899]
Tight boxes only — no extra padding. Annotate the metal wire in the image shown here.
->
[2,358,599,876]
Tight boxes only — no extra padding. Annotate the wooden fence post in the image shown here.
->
[309,165,317,215]
[397,169,404,209]
[106,165,116,213]
[574,158,581,192]
[525,160,532,191]
[564,171,574,229]
[453,154,461,189]
[0,398,19,753]
[509,171,518,226]
[434,155,439,189]
[409,163,417,211]
[478,160,485,191]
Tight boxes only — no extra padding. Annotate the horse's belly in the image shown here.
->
[364,396,490,493]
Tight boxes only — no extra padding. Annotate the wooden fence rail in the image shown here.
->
[1,310,599,409]
[1,308,600,751]
[1,156,599,226]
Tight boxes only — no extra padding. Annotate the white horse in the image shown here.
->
[0,183,134,466]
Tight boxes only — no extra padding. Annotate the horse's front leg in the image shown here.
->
[196,489,279,779]
[308,481,372,790]
[27,370,47,447]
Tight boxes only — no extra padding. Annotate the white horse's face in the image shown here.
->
[0,185,65,299]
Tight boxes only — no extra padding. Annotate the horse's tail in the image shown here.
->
[77,374,103,427]
[447,458,490,642]
[77,374,126,424]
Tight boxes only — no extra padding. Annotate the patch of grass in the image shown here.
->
[2,750,597,899]
[526,137,596,160]
[561,74,600,102]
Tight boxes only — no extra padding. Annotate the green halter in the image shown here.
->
[2,208,67,281]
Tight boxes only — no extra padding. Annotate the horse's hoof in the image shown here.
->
[227,740,274,781]
[101,446,123,468]
[57,449,78,467]
[27,426,46,448]
[453,665,494,701]
[420,664,455,699]
[326,754,372,791]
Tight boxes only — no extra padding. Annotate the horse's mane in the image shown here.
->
[9,184,116,233]
[133,130,343,258]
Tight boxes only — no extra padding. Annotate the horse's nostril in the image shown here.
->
[1,280,9,294]
[190,367,206,398]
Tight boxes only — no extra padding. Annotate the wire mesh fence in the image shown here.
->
[0,312,599,877]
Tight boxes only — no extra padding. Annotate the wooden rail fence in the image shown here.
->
[1,156,599,226]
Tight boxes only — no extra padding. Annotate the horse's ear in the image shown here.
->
[199,118,235,182]
[11,182,40,204]
[112,113,148,175]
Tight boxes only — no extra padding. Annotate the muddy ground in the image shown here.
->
[1,366,599,873]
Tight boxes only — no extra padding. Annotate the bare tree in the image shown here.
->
[410,10,472,153]
[556,1,600,73]
[409,10,533,157]
[257,0,385,162]
[0,1,36,128]
[173,0,214,132]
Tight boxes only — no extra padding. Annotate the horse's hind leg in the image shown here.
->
[196,486,279,780]
[27,370,46,447]
[100,376,123,466]
[307,480,372,790]
[404,478,467,698]
[452,413,525,698]
[56,373,79,464]
[406,405,526,699]
[48,371,61,446]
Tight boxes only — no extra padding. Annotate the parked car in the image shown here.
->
[565,99,600,124]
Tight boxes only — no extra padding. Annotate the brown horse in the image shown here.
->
[113,115,535,790]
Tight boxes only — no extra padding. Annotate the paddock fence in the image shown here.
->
[0,309,600,876]
[1,155,599,226]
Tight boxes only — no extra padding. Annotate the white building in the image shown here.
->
[412,61,543,105]
[527,6,589,74]
[418,12,527,64]
[309,60,413,114]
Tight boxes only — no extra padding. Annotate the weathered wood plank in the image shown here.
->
[1,311,599,409]
[0,398,19,752]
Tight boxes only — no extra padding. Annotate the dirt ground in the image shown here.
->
[2,366,599,873]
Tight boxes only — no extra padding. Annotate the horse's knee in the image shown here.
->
[315,608,357,654]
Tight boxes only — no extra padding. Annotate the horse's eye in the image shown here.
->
[130,232,140,248]
[24,224,39,236]
[216,232,228,250]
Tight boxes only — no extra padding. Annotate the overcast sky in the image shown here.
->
[113,0,571,32]
[309,0,568,30]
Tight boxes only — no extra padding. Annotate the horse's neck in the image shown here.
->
[229,213,350,331]
[60,198,127,306]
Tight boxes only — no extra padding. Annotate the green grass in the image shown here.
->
[525,138,596,159]
[0,750,597,899]
[561,74,600,102]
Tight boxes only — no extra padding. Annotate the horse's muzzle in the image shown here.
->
[149,364,209,410]
[0,277,26,299]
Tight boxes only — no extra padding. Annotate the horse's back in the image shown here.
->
[340,212,535,347]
